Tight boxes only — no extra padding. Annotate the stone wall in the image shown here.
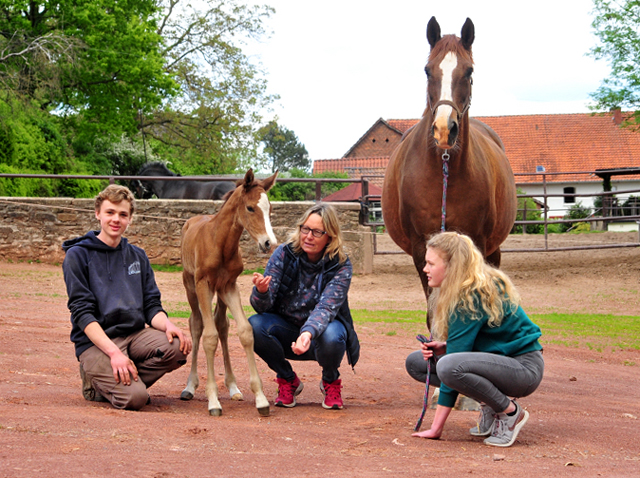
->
[0,198,374,274]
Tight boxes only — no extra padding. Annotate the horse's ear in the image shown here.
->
[427,16,441,49]
[260,170,278,192]
[460,18,474,51]
[243,169,255,190]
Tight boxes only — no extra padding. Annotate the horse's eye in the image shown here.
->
[247,206,255,213]
[425,66,431,78]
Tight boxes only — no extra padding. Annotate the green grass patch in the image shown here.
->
[152,265,264,275]
[530,313,640,351]
[164,303,640,354]
[151,264,183,273]
[351,309,425,324]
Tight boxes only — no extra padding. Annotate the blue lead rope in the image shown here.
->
[440,151,450,232]
[415,151,450,432]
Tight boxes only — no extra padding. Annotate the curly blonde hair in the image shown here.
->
[288,202,347,264]
[427,232,520,340]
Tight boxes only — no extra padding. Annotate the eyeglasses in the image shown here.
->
[300,225,327,238]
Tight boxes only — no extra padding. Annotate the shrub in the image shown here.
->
[561,202,592,232]
[546,223,563,234]
[570,222,591,234]
[622,195,640,216]
[512,188,543,234]
[268,169,349,201]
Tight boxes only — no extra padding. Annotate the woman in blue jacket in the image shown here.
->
[406,232,544,447]
[249,203,359,410]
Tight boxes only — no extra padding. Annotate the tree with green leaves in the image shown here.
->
[589,0,640,125]
[259,121,310,173]
[0,0,276,185]
[144,0,277,174]
[268,168,348,201]
[512,188,543,234]
[0,0,176,137]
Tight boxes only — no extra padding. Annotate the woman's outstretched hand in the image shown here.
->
[252,272,272,294]
[291,331,312,355]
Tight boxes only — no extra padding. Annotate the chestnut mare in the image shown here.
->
[382,17,516,320]
[180,169,278,416]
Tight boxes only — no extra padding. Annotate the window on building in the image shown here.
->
[563,187,576,204]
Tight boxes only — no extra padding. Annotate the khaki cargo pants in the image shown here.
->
[79,327,187,410]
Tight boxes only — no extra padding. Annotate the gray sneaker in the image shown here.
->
[470,404,495,436]
[484,401,529,447]
[79,364,107,402]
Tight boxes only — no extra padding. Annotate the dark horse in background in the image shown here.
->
[134,162,236,200]
[382,17,517,323]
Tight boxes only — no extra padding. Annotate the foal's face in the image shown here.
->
[237,170,278,253]
[425,18,475,150]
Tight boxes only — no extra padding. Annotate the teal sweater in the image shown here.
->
[437,302,542,408]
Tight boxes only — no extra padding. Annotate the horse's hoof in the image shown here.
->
[209,408,222,417]
[231,392,244,401]
[180,391,194,401]
[257,406,270,417]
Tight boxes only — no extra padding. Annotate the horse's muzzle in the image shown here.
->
[259,240,271,253]
[431,116,459,149]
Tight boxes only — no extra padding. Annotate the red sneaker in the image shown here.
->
[275,374,303,407]
[320,379,343,410]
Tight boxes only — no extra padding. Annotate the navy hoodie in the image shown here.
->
[62,231,165,359]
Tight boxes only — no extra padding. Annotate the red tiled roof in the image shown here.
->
[323,182,383,202]
[476,113,640,183]
[314,113,640,184]
[387,119,418,134]
[313,157,389,173]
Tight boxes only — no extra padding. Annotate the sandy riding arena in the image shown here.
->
[1,232,639,477]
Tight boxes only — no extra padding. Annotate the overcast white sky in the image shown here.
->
[247,0,609,161]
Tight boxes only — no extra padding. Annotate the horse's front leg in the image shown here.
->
[219,284,270,417]
[195,279,222,416]
[181,273,202,400]
[411,241,433,328]
[213,297,243,401]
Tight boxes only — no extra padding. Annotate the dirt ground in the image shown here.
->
[1,232,639,477]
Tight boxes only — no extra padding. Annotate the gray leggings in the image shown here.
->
[405,350,544,412]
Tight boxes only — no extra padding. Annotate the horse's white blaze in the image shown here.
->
[258,192,277,245]
[435,51,457,121]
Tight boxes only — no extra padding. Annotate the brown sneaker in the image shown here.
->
[79,363,107,402]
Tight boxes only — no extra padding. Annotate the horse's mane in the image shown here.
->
[138,162,178,177]
[429,34,473,62]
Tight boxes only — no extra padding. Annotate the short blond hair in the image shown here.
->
[95,184,136,215]
[288,203,347,264]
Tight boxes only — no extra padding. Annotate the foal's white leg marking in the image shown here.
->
[434,51,457,122]
[219,285,270,415]
[258,192,277,246]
